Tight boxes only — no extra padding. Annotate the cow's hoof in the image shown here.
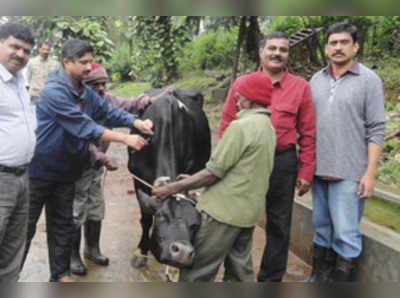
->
[131,250,147,268]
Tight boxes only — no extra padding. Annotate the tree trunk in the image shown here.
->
[231,16,247,84]
[246,16,261,67]
[358,28,366,61]
[371,17,378,57]
[128,38,133,57]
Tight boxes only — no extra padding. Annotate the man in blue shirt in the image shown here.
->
[0,22,35,283]
[21,39,153,282]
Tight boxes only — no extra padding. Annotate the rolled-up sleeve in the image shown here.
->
[106,92,151,114]
[365,74,386,147]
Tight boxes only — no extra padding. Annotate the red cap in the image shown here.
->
[236,72,272,106]
[91,62,104,71]
[84,62,108,83]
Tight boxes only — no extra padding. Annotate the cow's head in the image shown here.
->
[136,187,201,268]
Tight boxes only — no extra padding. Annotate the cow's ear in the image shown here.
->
[137,189,162,214]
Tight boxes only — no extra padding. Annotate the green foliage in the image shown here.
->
[377,101,400,187]
[103,43,132,82]
[267,16,304,36]
[374,16,400,54]
[19,16,114,64]
[363,56,400,104]
[179,29,237,72]
[131,16,194,88]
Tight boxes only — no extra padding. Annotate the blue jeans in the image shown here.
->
[312,177,365,258]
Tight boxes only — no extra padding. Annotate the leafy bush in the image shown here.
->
[179,29,237,73]
[364,56,400,104]
[104,43,133,82]
[267,16,304,36]
[377,102,400,187]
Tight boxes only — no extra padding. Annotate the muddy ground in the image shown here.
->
[20,128,310,282]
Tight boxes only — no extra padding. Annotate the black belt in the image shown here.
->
[276,145,296,155]
[0,164,28,176]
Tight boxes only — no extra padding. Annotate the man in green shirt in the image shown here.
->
[153,72,276,282]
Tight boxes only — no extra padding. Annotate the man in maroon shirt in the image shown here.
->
[219,32,316,282]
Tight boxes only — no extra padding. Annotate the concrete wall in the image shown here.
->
[289,196,400,282]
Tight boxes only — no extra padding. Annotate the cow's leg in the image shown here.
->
[131,213,153,268]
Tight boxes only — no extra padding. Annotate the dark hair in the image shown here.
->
[61,39,93,65]
[326,22,358,43]
[0,23,35,46]
[259,31,289,48]
[37,40,52,49]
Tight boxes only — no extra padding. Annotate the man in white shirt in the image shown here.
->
[0,22,35,282]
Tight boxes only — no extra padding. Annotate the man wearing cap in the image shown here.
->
[153,72,276,282]
[219,32,316,282]
[70,62,166,276]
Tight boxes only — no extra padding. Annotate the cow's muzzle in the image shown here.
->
[169,240,195,266]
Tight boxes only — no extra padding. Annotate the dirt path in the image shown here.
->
[20,128,309,282]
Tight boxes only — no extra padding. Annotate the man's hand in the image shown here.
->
[123,134,148,150]
[133,119,154,136]
[296,179,311,196]
[152,182,181,200]
[358,173,375,199]
[104,158,119,171]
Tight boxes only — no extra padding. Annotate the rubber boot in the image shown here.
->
[84,220,109,266]
[332,255,358,282]
[305,243,336,282]
[70,227,88,276]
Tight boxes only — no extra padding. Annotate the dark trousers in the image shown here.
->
[257,148,298,282]
[22,178,75,281]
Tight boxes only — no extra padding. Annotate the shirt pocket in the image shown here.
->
[273,104,297,129]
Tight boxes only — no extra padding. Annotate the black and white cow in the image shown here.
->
[127,87,211,268]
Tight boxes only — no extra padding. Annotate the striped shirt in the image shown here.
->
[0,64,36,167]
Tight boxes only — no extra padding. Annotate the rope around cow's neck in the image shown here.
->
[129,172,197,205]
[130,172,155,190]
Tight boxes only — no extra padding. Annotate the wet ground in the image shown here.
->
[20,129,310,282]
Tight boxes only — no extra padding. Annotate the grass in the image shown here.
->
[364,196,400,233]
[174,72,217,91]
[110,81,151,98]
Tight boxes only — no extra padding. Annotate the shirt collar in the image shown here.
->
[257,66,289,88]
[59,68,89,103]
[237,108,271,119]
[0,63,24,83]
[324,60,360,78]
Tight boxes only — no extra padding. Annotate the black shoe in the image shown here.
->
[305,243,336,282]
[84,220,109,266]
[70,227,88,276]
[332,255,358,282]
